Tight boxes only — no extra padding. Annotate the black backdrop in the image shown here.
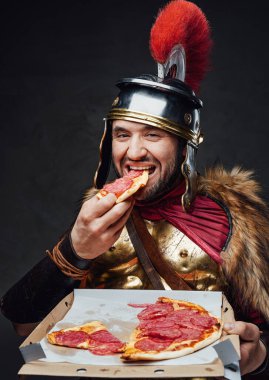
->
[1,0,269,378]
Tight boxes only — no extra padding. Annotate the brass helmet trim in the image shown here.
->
[107,109,202,147]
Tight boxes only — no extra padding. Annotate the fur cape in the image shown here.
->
[198,166,269,322]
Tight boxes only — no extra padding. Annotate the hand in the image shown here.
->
[71,193,134,260]
[224,321,267,375]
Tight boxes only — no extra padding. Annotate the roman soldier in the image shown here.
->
[1,0,269,376]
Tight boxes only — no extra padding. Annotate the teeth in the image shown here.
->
[129,166,153,170]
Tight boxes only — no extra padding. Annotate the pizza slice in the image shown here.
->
[97,170,148,203]
[121,297,223,361]
[47,321,125,355]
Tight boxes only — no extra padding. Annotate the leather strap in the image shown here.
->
[126,217,165,290]
[127,208,192,291]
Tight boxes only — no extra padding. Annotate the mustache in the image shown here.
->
[121,157,156,165]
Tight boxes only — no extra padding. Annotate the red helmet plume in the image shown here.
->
[150,0,212,93]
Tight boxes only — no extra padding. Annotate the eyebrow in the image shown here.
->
[112,126,127,133]
[112,125,159,133]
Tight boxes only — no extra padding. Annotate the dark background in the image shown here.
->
[1,0,269,378]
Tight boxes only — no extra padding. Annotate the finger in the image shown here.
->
[224,321,260,342]
[109,202,135,236]
[101,200,135,243]
[110,216,131,243]
[98,198,134,230]
[99,208,133,249]
[83,193,117,218]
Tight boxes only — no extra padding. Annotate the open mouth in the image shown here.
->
[128,165,156,175]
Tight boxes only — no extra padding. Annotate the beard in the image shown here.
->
[112,142,185,202]
[140,149,183,202]
[142,169,182,201]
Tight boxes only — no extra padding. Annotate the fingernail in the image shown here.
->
[224,322,235,331]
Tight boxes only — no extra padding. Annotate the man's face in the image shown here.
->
[112,120,183,201]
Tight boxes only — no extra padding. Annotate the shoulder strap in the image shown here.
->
[126,216,165,290]
[126,208,192,291]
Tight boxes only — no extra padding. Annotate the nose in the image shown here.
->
[127,135,147,160]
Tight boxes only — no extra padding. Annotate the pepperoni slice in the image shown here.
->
[103,177,133,196]
[137,303,174,320]
[165,309,199,321]
[134,338,173,352]
[55,331,90,347]
[89,341,125,355]
[174,328,202,341]
[140,328,183,340]
[151,320,176,328]
[89,329,122,343]
[126,170,144,179]
[162,310,205,330]
[177,321,204,331]
[190,315,217,328]
[128,303,152,308]
[88,330,125,355]
[139,318,176,329]
[102,170,143,196]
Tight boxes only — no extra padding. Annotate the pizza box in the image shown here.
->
[18,289,240,378]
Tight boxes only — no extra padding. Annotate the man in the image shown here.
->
[1,0,269,377]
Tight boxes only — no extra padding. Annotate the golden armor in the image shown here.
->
[87,219,226,292]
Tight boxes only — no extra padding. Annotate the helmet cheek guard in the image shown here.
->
[181,109,203,211]
[93,119,112,190]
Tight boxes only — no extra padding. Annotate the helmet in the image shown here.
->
[94,0,212,211]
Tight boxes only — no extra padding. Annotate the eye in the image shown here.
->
[118,133,129,138]
[113,132,130,139]
[145,132,161,140]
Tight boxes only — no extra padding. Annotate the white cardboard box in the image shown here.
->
[18,289,240,378]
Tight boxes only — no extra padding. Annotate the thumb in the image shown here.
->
[224,321,260,342]
[224,322,236,333]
